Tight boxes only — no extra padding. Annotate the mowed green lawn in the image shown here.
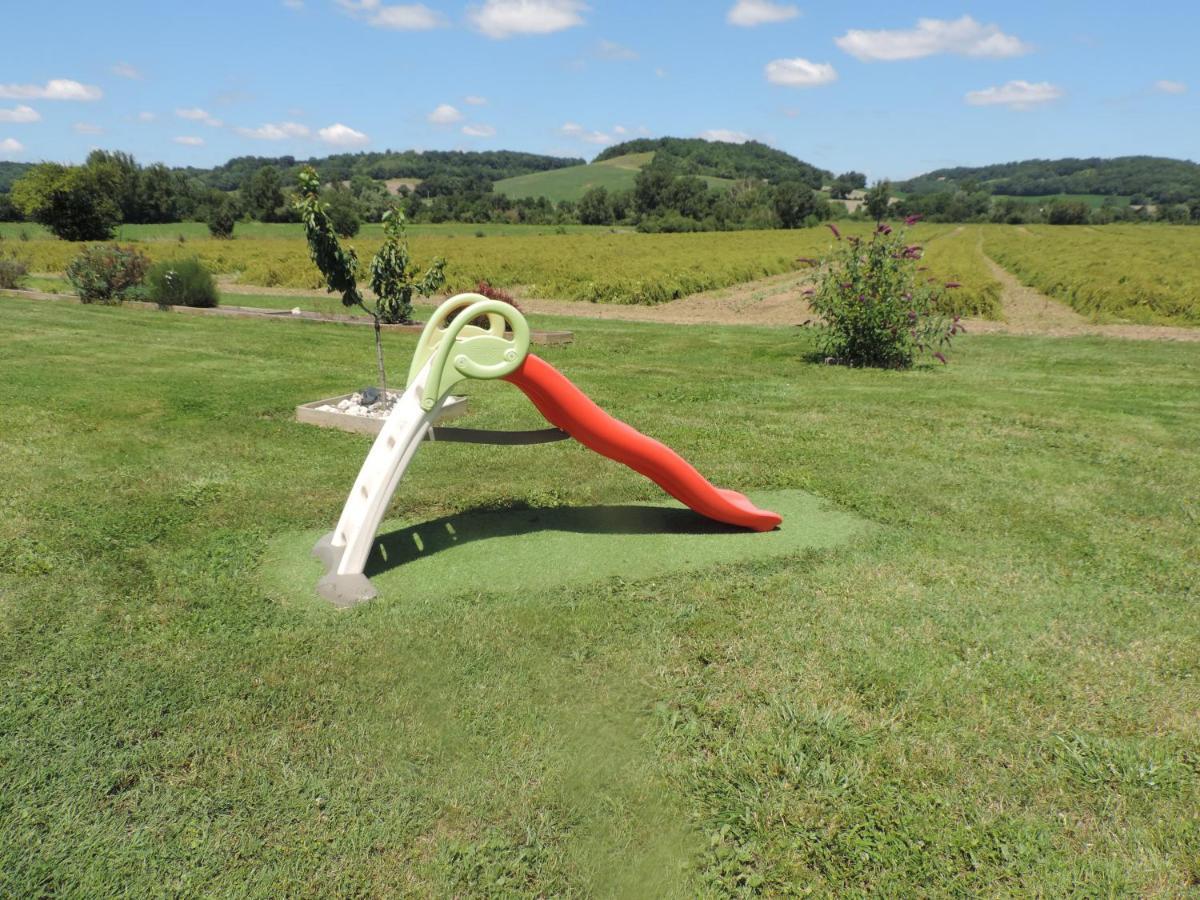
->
[1,297,1197,895]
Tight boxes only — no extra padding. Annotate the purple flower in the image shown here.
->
[934,351,947,364]
[876,223,893,235]
[827,223,842,240]
[904,214,923,226]
[903,245,923,259]
[945,281,962,289]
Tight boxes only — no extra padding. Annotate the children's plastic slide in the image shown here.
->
[313,294,782,606]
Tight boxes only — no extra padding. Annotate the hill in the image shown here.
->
[898,156,1200,204]
[494,152,737,203]
[595,137,830,188]
[184,149,584,191]
[0,162,34,193]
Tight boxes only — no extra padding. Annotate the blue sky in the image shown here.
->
[1,0,1196,179]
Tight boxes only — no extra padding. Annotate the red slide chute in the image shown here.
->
[504,354,782,532]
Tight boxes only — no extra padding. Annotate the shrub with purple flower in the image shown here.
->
[808,221,958,368]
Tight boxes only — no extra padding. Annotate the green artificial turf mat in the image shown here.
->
[263,490,869,607]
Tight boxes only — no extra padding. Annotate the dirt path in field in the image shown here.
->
[508,270,816,326]
[962,254,1200,342]
[146,272,1200,342]
[216,271,820,327]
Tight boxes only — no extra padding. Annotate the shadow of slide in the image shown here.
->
[262,490,870,606]
[367,503,744,575]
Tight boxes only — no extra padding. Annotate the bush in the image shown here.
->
[145,258,219,308]
[0,250,29,289]
[65,244,149,304]
[809,222,959,368]
[207,201,236,239]
[468,280,521,327]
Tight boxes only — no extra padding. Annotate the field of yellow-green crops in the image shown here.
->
[981,225,1200,326]
[13,223,1196,323]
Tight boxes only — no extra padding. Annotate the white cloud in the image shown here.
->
[0,79,103,101]
[465,95,487,105]
[727,0,799,27]
[176,107,223,127]
[427,103,463,124]
[596,39,637,60]
[654,67,667,78]
[965,80,1063,110]
[236,121,310,140]
[0,105,40,124]
[111,62,142,80]
[173,136,204,146]
[836,16,1030,62]
[336,0,443,29]
[468,0,587,39]
[613,124,627,135]
[700,129,751,144]
[0,137,24,155]
[462,123,497,137]
[137,111,156,122]
[282,0,304,8]
[318,122,369,146]
[1154,79,1187,95]
[73,122,104,135]
[560,122,611,144]
[765,57,837,87]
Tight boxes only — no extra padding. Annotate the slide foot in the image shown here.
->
[317,572,378,608]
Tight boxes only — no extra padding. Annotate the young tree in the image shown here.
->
[296,166,445,395]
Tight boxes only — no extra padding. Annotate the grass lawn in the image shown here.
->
[1,296,1197,895]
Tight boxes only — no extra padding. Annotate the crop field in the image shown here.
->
[982,225,1200,325]
[8,224,1199,323]
[0,221,621,242]
[920,227,1002,318]
[13,230,818,305]
[2,295,1199,895]
[8,223,1008,314]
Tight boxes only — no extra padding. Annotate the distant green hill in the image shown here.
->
[595,137,830,188]
[494,151,736,203]
[898,156,1200,204]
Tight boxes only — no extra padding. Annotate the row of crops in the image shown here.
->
[980,225,1200,326]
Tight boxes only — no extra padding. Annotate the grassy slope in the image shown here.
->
[494,152,736,203]
[1,297,1198,895]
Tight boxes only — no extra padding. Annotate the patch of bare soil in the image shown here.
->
[507,270,816,327]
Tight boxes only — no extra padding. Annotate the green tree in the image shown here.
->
[633,161,676,215]
[829,171,866,199]
[865,180,892,221]
[323,185,362,237]
[578,186,613,225]
[207,197,237,239]
[243,166,285,222]
[11,163,122,240]
[773,181,819,228]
